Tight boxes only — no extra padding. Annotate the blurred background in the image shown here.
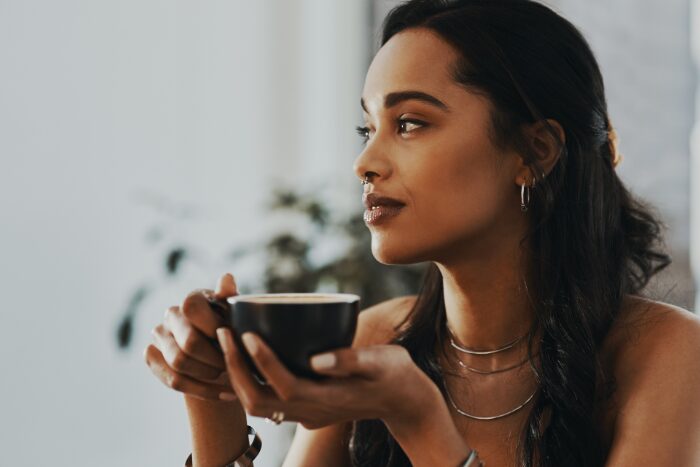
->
[0,0,697,465]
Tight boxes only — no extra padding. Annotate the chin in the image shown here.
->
[370,236,429,265]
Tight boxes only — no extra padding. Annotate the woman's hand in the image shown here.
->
[144,273,240,402]
[215,328,445,431]
[217,329,472,465]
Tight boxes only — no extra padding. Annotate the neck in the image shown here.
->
[435,244,540,368]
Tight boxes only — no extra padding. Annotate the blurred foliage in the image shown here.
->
[165,248,187,275]
[117,285,151,349]
[117,189,427,349]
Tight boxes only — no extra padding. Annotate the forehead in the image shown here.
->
[362,28,461,107]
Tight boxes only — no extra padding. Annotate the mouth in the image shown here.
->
[362,193,405,209]
[362,193,406,225]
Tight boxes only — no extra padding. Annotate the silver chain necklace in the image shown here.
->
[442,324,539,419]
[443,379,538,421]
[448,325,529,355]
[448,325,537,374]
[456,353,538,375]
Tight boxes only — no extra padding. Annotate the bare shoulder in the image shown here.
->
[352,295,418,348]
[605,295,700,374]
[601,295,700,465]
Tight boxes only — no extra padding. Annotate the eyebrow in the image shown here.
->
[360,90,451,114]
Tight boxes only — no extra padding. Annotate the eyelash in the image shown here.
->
[355,118,426,144]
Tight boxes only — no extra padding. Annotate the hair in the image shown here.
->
[348,1,672,466]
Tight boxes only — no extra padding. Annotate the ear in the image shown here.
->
[515,118,565,185]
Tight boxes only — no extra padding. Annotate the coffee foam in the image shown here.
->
[232,293,358,305]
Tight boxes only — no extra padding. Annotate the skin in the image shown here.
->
[144,27,700,466]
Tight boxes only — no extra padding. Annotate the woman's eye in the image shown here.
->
[398,119,424,134]
[355,119,425,144]
[355,125,371,144]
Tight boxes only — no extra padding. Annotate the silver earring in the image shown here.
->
[520,178,535,212]
[361,176,370,186]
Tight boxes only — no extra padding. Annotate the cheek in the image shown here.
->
[416,175,503,237]
[414,145,504,228]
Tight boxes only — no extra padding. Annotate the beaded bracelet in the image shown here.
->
[184,425,261,467]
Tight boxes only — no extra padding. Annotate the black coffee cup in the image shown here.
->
[211,293,360,380]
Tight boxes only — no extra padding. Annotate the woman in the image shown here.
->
[144,0,700,465]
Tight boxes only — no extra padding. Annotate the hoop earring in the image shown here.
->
[520,178,535,212]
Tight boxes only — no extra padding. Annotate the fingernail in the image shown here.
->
[241,333,257,354]
[216,273,237,296]
[216,327,232,353]
[310,353,336,370]
[219,392,237,401]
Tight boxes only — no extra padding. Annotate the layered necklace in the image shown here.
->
[442,325,540,421]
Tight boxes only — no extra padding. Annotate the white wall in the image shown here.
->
[0,1,368,465]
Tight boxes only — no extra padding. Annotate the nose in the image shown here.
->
[352,139,393,185]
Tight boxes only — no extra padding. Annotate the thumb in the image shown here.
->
[214,273,238,299]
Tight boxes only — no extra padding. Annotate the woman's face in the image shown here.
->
[354,28,525,265]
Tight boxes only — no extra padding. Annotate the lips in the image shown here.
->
[362,193,406,225]
[362,193,406,210]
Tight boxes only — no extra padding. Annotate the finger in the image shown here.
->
[165,306,225,369]
[216,327,277,417]
[310,345,401,378]
[144,344,237,402]
[182,291,226,338]
[240,332,312,402]
[211,371,232,386]
[152,324,225,382]
[214,273,238,299]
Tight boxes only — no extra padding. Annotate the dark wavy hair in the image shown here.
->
[348,1,672,466]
